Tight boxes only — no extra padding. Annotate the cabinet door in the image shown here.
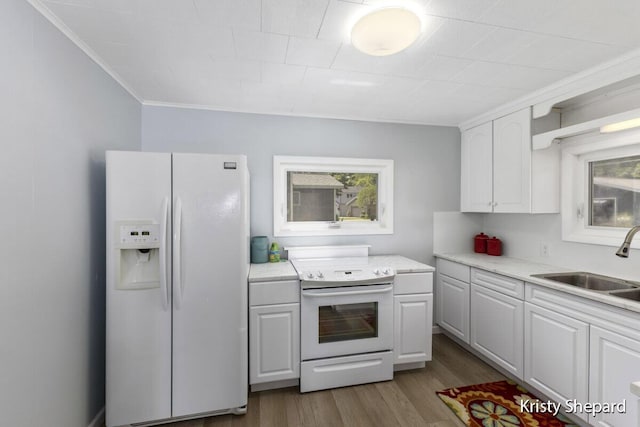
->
[524,303,589,419]
[470,284,523,378]
[250,303,300,384]
[590,325,640,427]
[461,121,493,212]
[436,273,470,343]
[394,294,433,364]
[493,108,531,213]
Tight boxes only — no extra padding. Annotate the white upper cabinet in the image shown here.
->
[493,108,531,213]
[461,107,559,214]
[461,121,493,212]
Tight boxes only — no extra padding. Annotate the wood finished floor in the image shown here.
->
[153,334,505,427]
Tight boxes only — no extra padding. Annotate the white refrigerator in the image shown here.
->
[105,151,249,427]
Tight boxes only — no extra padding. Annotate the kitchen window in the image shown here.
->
[561,130,640,247]
[273,156,394,236]
[589,155,640,227]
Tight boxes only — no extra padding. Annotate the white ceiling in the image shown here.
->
[33,0,640,126]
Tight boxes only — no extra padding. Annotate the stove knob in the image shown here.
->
[306,272,314,279]
[373,268,380,275]
[382,268,390,275]
[317,271,324,278]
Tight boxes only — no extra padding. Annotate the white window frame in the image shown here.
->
[561,129,640,247]
[273,156,394,237]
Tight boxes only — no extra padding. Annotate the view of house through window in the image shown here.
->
[590,154,640,227]
[286,172,378,222]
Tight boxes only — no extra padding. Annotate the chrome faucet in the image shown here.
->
[616,226,640,257]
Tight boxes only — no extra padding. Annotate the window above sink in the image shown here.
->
[561,129,640,248]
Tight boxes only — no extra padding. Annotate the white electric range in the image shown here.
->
[290,256,396,393]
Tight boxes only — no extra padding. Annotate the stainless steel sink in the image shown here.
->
[608,288,640,301]
[531,272,640,292]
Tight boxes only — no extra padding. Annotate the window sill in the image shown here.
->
[275,222,393,237]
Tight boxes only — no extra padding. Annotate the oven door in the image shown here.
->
[301,283,393,360]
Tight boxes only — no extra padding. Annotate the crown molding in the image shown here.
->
[458,47,640,130]
[142,100,460,128]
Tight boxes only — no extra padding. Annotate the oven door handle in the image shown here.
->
[302,286,392,298]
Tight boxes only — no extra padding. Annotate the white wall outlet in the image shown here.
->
[540,242,550,257]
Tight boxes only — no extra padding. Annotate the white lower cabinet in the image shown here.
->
[435,258,471,344]
[436,274,470,343]
[249,303,300,385]
[526,283,640,426]
[524,302,589,420]
[435,259,640,427]
[589,325,640,427]
[470,283,524,379]
[249,279,300,389]
[393,272,433,367]
[394,294,433,364]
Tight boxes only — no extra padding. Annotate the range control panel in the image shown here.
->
[298,267,394,288]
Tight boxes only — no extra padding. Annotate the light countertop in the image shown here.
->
[435,252,640,314]
[248,261,298,283]
[249,255,434,283]
[368,255,434,274]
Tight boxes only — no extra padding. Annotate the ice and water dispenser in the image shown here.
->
[115,221,162,289]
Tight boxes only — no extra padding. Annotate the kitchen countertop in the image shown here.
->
[249,255,434,283]
[368,255,434,274]
[435,252,640,314]
[249,261,298,283]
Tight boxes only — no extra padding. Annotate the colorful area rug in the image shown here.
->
[436,380,578,427]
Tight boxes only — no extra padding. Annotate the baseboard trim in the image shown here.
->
[394,361,426,372]
[432,325,443,334]
[88,407,105,427]
[251,378,299,392]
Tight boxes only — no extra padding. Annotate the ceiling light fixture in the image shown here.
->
[351,7,422,57]
[600,117,640,133]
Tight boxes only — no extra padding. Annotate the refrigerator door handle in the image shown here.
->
[160,197,170,310]
[173,197,184,310]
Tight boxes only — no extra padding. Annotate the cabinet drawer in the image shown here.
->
[250,280,299,306]
[436,258,470,283]
[300,351,393,393]
[471,268,523,299]
[394,272,432,295]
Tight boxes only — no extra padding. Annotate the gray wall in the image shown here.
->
[142,106,460,264]
[0,1,141,425]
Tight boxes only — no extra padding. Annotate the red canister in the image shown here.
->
[474,232,489,253]
[487,236,502,256]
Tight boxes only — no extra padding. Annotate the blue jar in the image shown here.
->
[250,236,269,263]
